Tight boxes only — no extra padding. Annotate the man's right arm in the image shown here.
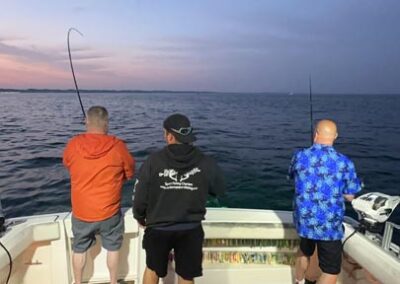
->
[117,141,135,180]
[62,140,73,169]
[344,194,355,202]
[342,159,362,201]
[208,160,226,197]
[132,158,151,226]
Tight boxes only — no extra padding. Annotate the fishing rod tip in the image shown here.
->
[68,27,84,37]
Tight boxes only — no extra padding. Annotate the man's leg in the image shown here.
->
[295,248,310,282]
[101,213,125,284]
[178,275,194,284]
[295,238,317,284]
[107,250,120,284]
[318,273,337,284]
[71,216,96,284]
[72,252,87,284]
[143,267,159,284]
[304,248,319,283]
[316,240,342,284]
[174,226,204,284]
[142,228,172,284]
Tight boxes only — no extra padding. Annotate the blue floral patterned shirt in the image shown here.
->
[289,144,362,240]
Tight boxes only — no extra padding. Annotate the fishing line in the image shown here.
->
[309,74,313,144]
[342,224,364,266]
[342,225,361,249]
[0,241,12,284]
[67,28,86,119]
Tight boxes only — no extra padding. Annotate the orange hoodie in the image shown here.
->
[63,133,135,222]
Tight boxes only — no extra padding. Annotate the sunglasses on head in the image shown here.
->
[170,127,193,136]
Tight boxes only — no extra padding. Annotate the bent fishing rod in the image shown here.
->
[67,28,86,119]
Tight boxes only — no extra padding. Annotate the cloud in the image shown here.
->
[0,38,63,63]
[0,35,113,74]
[59,47,111,63]
[0,54,69,88]
[73,5,87,13]
[0,35,119,88]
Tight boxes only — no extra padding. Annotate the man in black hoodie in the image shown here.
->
[133,113,226,284]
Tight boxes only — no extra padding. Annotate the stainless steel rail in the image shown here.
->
[382,222,400,258]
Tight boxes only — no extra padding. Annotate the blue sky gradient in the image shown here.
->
[1,0,399,93]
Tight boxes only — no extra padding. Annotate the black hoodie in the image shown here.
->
[133,144,225,227]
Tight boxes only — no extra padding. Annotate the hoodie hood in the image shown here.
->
[164,144,203,171]
[74,133,119,159]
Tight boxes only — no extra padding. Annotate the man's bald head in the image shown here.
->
[314,119,338,146]
[86,106,109,134]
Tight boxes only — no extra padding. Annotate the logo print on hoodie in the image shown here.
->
[159,168,201,190]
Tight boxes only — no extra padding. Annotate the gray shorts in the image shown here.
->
[71,213,124,253]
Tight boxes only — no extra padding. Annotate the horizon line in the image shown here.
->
[0,88,399,96]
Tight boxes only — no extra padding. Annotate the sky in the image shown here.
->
[1,0,400,93]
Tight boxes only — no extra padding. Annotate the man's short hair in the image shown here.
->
[87,106,108,128]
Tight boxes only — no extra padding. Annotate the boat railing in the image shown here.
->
[382,221,400,258]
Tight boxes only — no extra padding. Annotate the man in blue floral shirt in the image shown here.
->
[289,120,362,284]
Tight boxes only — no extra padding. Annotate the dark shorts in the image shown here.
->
[71,213,124,253]
[299,237,342,275]
[143,225,204,280]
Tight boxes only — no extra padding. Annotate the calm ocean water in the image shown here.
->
[0,92,399,220]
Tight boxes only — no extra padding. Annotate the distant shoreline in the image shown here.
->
[0,88,269,95]
[0,88,215,94]
[0,88,399,96]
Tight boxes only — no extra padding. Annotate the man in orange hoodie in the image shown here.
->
[63,106,135,284]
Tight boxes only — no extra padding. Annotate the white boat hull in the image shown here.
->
[1,208,398,284]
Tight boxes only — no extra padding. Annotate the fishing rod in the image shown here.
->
[67,28,86,119]
[309,74,313,144]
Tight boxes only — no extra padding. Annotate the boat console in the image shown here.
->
[352,192,400,233]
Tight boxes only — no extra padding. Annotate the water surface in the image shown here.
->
[0,92,399,221]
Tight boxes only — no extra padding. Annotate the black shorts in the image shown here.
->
[299,237,342,275]
[143,225,204,280]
